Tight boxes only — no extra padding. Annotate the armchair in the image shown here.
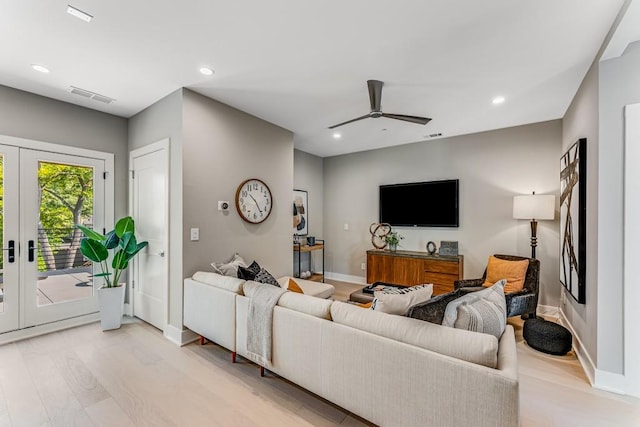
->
[454,254,540,319]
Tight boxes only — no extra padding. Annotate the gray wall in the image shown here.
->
[561,59,600,369]
[0,85,129,218]
[182,89,294,279]
[128,89,184,330]
[323,120,562,306]
[294,150,324,274]
[597,40,640,373]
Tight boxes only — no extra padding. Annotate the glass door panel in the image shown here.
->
[0,144,19,333]
[21,149,105,327]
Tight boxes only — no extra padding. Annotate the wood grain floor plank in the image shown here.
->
[84,398,136,427]
[50,350,111,409]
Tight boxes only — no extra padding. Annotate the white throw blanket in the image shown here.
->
[246,284,287,366]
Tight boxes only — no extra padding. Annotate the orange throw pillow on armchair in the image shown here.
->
[482,256,529,293]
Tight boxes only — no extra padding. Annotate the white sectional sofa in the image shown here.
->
[183,272,519,427]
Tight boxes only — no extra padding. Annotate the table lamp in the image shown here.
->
[513,192,555,258]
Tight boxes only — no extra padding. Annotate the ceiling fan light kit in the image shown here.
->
[328,80,431,129]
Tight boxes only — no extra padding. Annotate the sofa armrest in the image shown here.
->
[407,290,462,324]
[454,278,484,289]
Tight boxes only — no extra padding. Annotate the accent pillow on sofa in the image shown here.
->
[442,280,507,338]
[211,253,248,277]
[454,281,507,339]
[482,256,528,293]
[237,260,261,280]
[287,278,304,294]
[371,284,433,315]
[254,267,280,287]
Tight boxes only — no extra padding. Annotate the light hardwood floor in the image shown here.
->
[0,280,638,427]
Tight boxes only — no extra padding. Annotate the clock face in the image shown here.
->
[235,179,273,224]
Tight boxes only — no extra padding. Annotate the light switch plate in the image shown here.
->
[190,228,199,241]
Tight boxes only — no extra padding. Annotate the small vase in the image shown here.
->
[388,243,397,253]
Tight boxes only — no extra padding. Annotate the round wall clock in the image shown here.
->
[235,178,273,224]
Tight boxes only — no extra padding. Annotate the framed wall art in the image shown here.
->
[293,189,308,236]
[560,137,586,304]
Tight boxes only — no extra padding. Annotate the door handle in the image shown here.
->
[1,240,15,263]
[28,240,35,262]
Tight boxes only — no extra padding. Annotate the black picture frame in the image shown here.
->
[560,137,587,304]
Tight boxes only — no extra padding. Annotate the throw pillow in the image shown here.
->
[237,260,261,280]
[356,301,372,309]
[371,284,433,315]
[454,281,507,339]
[211,253,248,277]
[287,278,304,294]
[482,256,529,293]
[442,279,507,327]
[254,267,280,287]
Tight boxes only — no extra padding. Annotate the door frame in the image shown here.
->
[0,134,114,344]
[128,138,170,331]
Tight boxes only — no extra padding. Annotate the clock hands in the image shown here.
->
[249,194,263,213]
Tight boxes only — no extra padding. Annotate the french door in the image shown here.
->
[0,141,110,334]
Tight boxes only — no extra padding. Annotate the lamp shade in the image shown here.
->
[513,194,555,220]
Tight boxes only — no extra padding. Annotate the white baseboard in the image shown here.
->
[0,313,100,345]
[164,324,199,346]
[594,369,627,395]
[537,304,559,319]
[325,272,366,284]
[559,309,596,387]
[123,302,133,317]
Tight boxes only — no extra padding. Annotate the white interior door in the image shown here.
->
[130,140,169,331]
[0,144,19,333]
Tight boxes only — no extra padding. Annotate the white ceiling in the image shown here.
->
[0,0,629,157]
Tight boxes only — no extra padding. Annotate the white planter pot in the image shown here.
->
[98,285,126,331]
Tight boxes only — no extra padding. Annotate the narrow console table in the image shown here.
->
[366,249,463,295]
[294,240,325,282]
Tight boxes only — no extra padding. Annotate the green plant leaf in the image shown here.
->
[115,216,135,238]
[112,249,128,270]
[91,272,112,278]
[76,225,105,241]
[104,230,119,249]
[124,241,148,262]
[119,231,137,254]
[80,238,108,262]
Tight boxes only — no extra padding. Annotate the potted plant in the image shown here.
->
[384,231,404,253]
[77,216,148,330]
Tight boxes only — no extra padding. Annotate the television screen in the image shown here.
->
[379,179,459,227]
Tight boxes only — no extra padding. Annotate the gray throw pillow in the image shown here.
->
[442,279,507,327]
[453,281,507,339]
[211,253,248,277]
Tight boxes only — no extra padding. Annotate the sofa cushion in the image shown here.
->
[211,253,248,277]
[277,292,333,320]
[191,271,245,294]
[371,284,433,315]
[276,276,335,299]
[454,281,507,339]
[254,267,280,287]
[330,301,499,368]
[482,255,528,293]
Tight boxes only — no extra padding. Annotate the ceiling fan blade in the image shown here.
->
[367,80,383,112]
[328,113,371,129]
[381,113,432,125]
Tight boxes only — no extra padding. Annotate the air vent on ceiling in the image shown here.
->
[67,86,115,104]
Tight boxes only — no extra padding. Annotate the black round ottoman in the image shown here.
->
[523,318,572,355]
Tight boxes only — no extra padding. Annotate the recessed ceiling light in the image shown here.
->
[332,132,341,139]
[199,67,214,76]
[492,96,505,105]
[67,5,93,22]
[31,64,50,73]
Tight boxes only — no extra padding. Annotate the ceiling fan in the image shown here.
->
[328,80,432,129]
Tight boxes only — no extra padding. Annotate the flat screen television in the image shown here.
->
[379,179,459,227]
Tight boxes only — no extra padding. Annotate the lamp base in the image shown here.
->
[529,219,538,259]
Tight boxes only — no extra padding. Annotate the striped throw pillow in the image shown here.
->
[453,281,507,339]
[371,284,433,315]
